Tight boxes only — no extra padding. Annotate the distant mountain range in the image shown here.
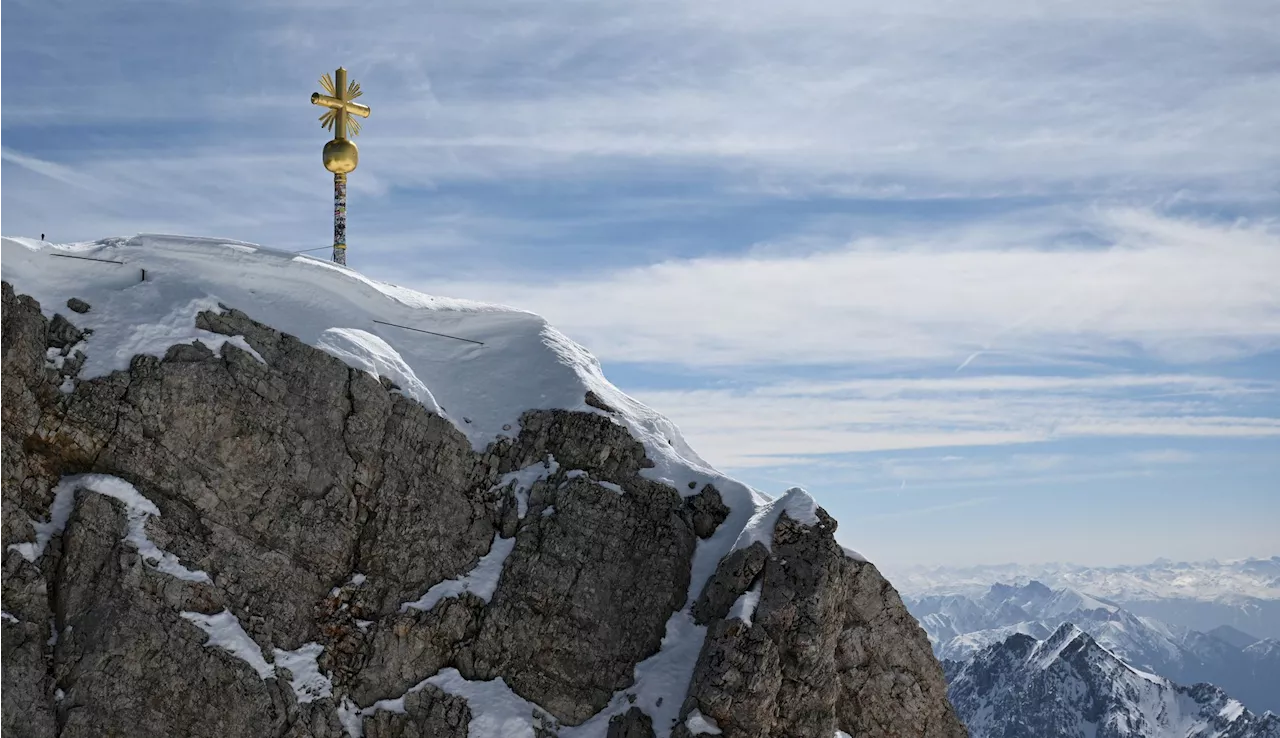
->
[891,557,1280,640]
[905,580,1280,714]
[945,624,1280,738]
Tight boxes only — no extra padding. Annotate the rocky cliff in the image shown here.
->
[1,235,965,738]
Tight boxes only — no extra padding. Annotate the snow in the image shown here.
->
[183,612,335,704]
[560,611,710,738]
[7,473,211,584]
[272,643,334,704]
[684,708,723,735]
[731,487,820,552]
[337,699,365,736]
[561,470,624,494]
[401,533,516,613]
[428,669,555,738]
[316,328,440,413]
[341,668,555,738]
[181,610,275,679]
[2,234,866,738]
[331,572,370,596]
[495,456,560,517]
[1030,624,1084,670]
[728,581,762,626]
[7,476,80,563]
[936,621,1053,661]
[1,612,18,624]
[1219,699,1245,722]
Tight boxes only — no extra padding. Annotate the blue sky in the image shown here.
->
[3,0,1278,568]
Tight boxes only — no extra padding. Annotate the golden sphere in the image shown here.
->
[323,138,359,174]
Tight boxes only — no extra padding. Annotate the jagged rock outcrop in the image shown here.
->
[678,512,965,738]
[1,281,963,738]
[362,686,471,738]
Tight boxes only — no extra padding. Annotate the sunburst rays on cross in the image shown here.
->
[316,73,365,137]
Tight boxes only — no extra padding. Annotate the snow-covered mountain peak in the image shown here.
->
[947,626,1280,738]
[907,577,1280,715]
[1028,622,1089,670]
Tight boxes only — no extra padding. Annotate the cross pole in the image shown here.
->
[311,67,371,265]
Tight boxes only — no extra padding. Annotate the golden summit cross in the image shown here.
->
[311,67,371,265]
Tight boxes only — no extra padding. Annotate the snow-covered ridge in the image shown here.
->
[7,473,211,583]
[949,623,1280,738]
[1,235,722,485]
[911,579,1280,715]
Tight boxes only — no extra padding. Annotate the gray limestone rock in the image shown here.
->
[692,542,769,625]
[363,685,471,738]
[465,475,696,724]
[53,493,294,738]
[680,510,966,738]
[1,616,58,738]
[607,707,656,738]
[684,484,730,540]
[351,594,485,705]
[46,314,84,350]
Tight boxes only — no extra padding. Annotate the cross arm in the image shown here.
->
[311,93,372,118]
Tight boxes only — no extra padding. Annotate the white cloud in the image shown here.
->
[862,496,998,521]
[627,373,1279,467]
[428,210,1280,368]
[6,0,1279,223]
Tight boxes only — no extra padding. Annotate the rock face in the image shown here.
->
[0,281,964,738]
[680,512,965,738]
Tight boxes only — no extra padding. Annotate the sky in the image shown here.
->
[3,0,1278,569]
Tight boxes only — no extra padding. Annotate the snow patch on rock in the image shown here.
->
[181,610,275,680]
[428,668,556,738]
[728,581,762,626]
[342,668,555,738]
[684,708,723,735]
[731,486,820,553]
[401,533,516,613]
[272,642,333,704]
[316,327,441,414]
[495,456,560,518]
[182,612,334,705]
[561,470,624,495]
[8,473,211,583]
